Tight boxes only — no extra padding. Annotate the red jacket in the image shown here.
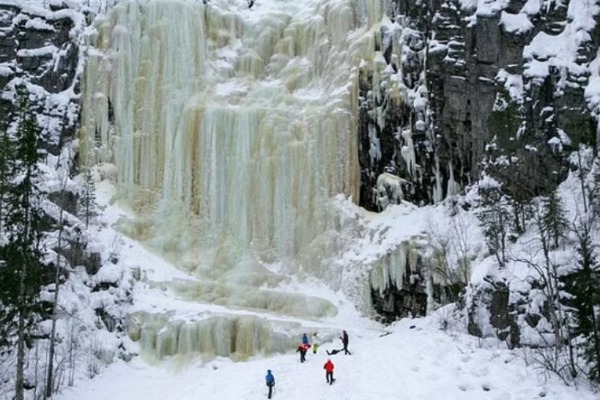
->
[324,360,334,372]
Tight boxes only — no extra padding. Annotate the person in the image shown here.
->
[323,359,335,385]
[265,369,275,399]
[326,349,342,355]
[312,332,319,354]
[302,333,309,346]
[340,330,351,355]
[296,344,307,363]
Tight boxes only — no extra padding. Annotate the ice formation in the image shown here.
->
[80,0,405,359]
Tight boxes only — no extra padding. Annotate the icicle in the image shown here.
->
[432,155,444,203]
[446,161,461,197]
[400,128,417,178]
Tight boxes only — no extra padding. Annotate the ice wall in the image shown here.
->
[80,0,391,261]
[80,0,400,359]
[129,312,300,360]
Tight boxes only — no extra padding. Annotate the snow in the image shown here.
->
[499,11,533,34]
[57,317,598,400]
[523,0,599,87]
[25,17,55,31]
[0,63,14,76]
[16,45,58,58]
[42,172,595,400]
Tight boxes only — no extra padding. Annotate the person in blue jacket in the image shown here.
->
[302,333,309,345]
[265,370,275,399]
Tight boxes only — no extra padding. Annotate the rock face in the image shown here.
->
[363,0,600,330]
[0,0,125,337]
[358,0,599,211]
[0,2,81,154]
[369,241,430,322]
[466,278,520,348]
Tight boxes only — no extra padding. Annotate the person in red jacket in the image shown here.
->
[323,359,335,385]
[296,344,307,363]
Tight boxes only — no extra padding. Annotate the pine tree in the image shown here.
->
[79,168,97,229]
[541,190,567,249]
[0,94,46,399]
[0,124,13,349]
[566,223,600,383]
[477,184,511,268]
[0,125,13,232]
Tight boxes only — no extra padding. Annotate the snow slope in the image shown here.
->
[48,179,596,400]
[57,316,598,400]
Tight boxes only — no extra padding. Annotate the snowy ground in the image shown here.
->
[48,178,598,400]
[57,316,598,400]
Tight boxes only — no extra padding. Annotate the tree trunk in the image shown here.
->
[46,190,66,397]
[16,251,27,400]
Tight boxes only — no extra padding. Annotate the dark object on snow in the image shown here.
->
[248,0,254,8]
[326,349,343,355]
[409,325,416,329]
[340,330,351,355]
[379,332,391,337]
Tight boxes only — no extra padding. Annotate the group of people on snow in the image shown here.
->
[265,330,351,397]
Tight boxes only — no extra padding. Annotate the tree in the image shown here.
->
[477,182,511,268]
[0,124,13,232]
[79,168,97,229]
[565,221,600,383]
[0,94,46,400]
[541,190,568,249]
[517,203,577,382]
[46,161,69,397]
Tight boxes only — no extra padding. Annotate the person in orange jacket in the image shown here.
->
[323,359,335,385]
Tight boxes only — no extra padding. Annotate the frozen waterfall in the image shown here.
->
[80,0,402,360]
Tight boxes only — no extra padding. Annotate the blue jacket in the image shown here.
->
[266,371,275,386]
[302,334,309,344]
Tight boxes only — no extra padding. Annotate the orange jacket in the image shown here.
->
[324,360,334,372]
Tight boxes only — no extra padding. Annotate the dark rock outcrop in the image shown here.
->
[0,3,81,155]
[358,0,599,210]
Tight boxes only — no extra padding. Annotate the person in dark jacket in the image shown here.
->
[302,333,309,346]
[265,370,275,399]
[323,359,335,384]
[296,344,307,363]
[340,330,351,355]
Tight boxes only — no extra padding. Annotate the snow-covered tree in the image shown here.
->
[541,190,568,249]
[566,220,600,383]
[477,180,511,268]
[79,168,97,229]
[0,94,47,400]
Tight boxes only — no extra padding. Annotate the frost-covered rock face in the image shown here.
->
[358,0,600,210]
[0,2,82,154]
[0,4,137,392]
[466,278,520,348]
[368,241,429,322]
